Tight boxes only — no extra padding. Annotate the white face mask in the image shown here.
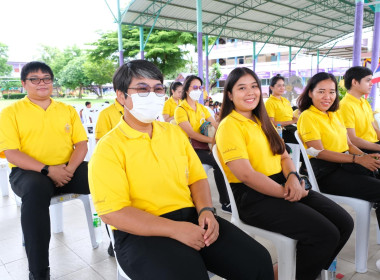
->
[189,90,202,101]
[126,92,165,123]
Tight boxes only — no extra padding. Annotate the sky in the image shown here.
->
[1,0,120,61]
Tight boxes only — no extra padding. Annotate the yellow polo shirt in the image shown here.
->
[215,110,282,182]
[162,96,179,118]
[339,93,378,143]
[0,97,87,167]
[89,120,207,219]
[174,100,211,134]
[265,95,293,122]
[298,105,349,154]
[95,99,124,140]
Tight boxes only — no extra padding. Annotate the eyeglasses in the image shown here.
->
[26,77,53,85]
[127,84,167,97]
[191,85,204,91]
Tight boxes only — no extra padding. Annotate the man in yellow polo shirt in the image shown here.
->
[0,61,89,280]
[89,60,273,280]
[95,97,123,141]
[339,66,380,153]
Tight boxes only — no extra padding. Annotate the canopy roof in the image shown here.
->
[122,0,375,50]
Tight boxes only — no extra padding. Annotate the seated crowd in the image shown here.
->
[0,60,379,280]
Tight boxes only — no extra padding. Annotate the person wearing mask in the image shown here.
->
[162,81,182,122]
[89,60,274,280]
[215,67,353,280]
[265,74,298,143]
[174,75,231,213]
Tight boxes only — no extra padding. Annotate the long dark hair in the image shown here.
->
[269,74,285,95]
[169,81,182,97]
[220,67,285,155]
[297,72,339,112]
[181,75,203,100]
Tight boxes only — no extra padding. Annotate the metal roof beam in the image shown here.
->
[130,0,173,26]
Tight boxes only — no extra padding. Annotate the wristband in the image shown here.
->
[286,171,300,181]
[198,207,217,217]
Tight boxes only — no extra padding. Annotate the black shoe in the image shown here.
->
[108,241,115,257]
[221,203,232,214]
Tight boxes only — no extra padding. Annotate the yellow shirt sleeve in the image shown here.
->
[338,103,355,129]
[95,110,113,140]
[265,99,275,118]
[0,107,20,152]
[174,106,189,124]
[216,118,249,163]
[202,104,211,120]
[162,99,171,115]
[70,106,88,144]
[89,142,132,216]
[298,112,321,143]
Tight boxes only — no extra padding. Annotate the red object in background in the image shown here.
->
[336,273,344,279]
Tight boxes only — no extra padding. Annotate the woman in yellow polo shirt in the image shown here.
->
[215,67,353,280]
[162,81,182,122]
[89,60,274,280]
[174,75,230,213]
[297,72,380,228]
[265,74,298,143]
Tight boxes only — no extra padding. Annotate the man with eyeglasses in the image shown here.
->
[0,61,89,280]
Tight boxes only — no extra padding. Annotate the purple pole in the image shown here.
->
[253,41,256,72]
[369,5,380,110]
[196,0,204,104]
[205,35,209,96]
[119,51,124,66]
[289,46,292,79]
[352,0,364,66]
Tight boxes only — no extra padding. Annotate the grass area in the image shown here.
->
[0,96,116,111]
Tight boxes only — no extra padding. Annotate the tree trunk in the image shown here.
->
[98,85,103,98]
[78,86,83,98]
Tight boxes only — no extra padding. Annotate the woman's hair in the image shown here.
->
[220,67,285,155]
[269,74,285,95]
[181,75,203,100]
[297,72,339,112]
[169,81,182,97]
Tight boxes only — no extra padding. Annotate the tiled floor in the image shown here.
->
[0,170,380,280]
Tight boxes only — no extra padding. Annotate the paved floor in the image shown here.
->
[0,169,380,280]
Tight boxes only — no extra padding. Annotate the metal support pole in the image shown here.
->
[369,4,380,109]
[139,27,144,60]
[277,52,281,68]
[196,0,204,104]
[216,40,220,88]
[117,0,124,66]
[205,35,209,94]
[317,50,320,73]
[353,0,364,66]
[253,41,256,72]
[289,46,292,79]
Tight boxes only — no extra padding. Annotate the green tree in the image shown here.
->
[83,58,115,98]
[208,63,222,90]
[59,56,91,98]
[89,26,196,77]
[0,43,12,76]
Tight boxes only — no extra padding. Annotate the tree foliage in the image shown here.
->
[89,26,196,77]
[83,58,115,97]
[0,43,12,76]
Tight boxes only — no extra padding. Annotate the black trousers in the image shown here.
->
[114,207,274,280]
[9,162,90,276]
[312,158,380,228]
[231,181,353,280]
[195,149,229,205]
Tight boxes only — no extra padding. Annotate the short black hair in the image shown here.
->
[85,101,91,106]
[344,66,373,90]
[21,61,54,82]
[113,60,163,95]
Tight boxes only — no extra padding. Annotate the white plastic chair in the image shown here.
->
[0,158,10,197]
[21,193,99,249]
[286,143,301,172]
[295,130,380,273]
[212,145,297,280]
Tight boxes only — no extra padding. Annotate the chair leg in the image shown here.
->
[78,195,99,249]
[353,203,372,273]
[50,203,64,233]
[275,238,297,280]
[377,226,380,245]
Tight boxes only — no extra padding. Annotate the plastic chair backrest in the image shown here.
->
[294,131,321,192]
